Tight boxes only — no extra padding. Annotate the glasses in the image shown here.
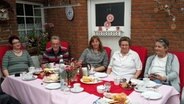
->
[12,41,20,45]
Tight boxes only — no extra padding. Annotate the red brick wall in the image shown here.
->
[0,0,17,42]
[46,0,88,58]
[131,0,184,55]
[1,0,184,58]
[0,0,43,43]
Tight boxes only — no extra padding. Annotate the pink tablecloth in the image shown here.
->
[128,85,180,104]
[1,76,180,104]
[1,76,98,104]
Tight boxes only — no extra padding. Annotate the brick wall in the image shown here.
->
[46,0,88,58]
[131,0,184,55]
[0,0,17,42]
[0,0,43,43]
[46,0,184,58]
[1,0,184,58]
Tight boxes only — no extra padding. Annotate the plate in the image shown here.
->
[141,91,162,100]
[70,87,84,93]
[43,74,59,83]
[146,81,160,88]
[95,97,131,104]
[94,73,108,78]
[45,83,60,90]
[130,78,143,85]
[134,86,147,92]
[43,78,59,83]
[22,76,37,81]
[80,78,102,84]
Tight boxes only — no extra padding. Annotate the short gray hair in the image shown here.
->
[51,36,60,41]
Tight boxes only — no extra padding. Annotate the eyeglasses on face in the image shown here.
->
[12,41,20,45]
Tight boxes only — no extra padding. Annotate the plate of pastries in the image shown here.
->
[80,76,102,84]
[95,92,131,104]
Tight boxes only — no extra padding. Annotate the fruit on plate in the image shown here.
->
[82,76,92,82]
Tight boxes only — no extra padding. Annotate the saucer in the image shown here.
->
[45,83,61,90]
[94,73,108,78]
[141,91,162,100]
[22,76,37,81]
[70,87,84,93]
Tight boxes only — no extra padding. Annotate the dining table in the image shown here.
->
[1,74,180,104]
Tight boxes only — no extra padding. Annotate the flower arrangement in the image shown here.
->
[60,58,80,85]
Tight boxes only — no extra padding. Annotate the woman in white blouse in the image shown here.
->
[107,37,142,80]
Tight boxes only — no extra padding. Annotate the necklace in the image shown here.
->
[13,50,23,56]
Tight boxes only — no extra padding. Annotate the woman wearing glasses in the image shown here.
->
[144,38,180,92]
[2,35,34,77]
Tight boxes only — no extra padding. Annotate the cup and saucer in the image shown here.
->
[70,83,84,93]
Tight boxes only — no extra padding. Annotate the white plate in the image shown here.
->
[96,97,131,104]
[146,81,160,88]
[94,73,108,78]
[22,76,37,81]
[134,86,147,92]
[70,87,84,93]
[80,78,102,84]
[45,83,61,90]
[141,91,162,100]
[130,78,143,85]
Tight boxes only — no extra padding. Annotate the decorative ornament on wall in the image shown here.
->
[106,14,114,22]
[104,21,111,30]
[153,0,183,30]
[104,14,114,30]
[0,8,9,21]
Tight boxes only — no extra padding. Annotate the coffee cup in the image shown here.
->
[114,77,121,85]
[82,67,88,76]
[143,78,150,84]
[73,83,81,90]
[97,85,105,93]
[49,63,55,68]
[28,67,35,73]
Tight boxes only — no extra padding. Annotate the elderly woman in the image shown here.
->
[107,37,142,79]
[2,35,34,77]
[79,36,108,72]
[144,38,180,92]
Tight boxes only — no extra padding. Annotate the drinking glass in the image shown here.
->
[104,82,111,92]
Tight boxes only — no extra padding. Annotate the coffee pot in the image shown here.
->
[79,63,91,77]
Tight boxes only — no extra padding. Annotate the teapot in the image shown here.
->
[79,63,91,77]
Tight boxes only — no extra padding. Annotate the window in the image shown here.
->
[16,1,44,41]
[88,0,131,37]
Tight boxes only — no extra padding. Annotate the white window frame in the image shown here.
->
[16,0,45,36]
[87,0,131,38]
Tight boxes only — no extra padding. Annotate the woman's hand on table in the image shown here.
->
[149,73,167,81]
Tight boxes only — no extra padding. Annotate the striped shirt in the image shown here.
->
[2,50,34,75]
[42,46,69,64]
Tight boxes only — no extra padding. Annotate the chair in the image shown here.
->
[104,46,112,63]
[0,45,11,76]
[182,87,184,104]
[46,41,70,59]
[46,41,69,49]
[130,45,148,78]
[170,51,184,95]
